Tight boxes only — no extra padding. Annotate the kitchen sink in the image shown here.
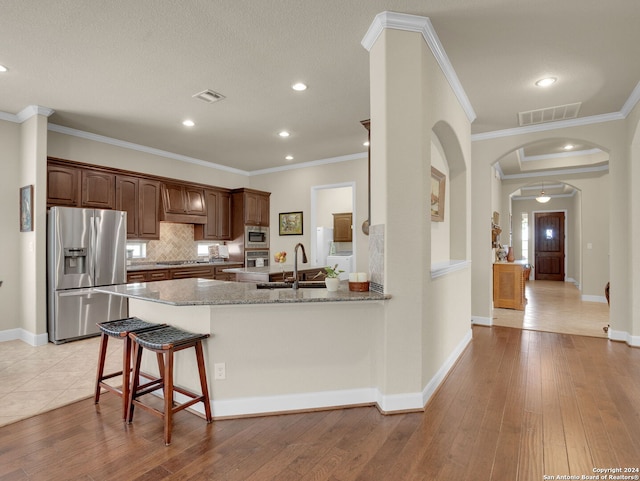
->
[256,281,326,289]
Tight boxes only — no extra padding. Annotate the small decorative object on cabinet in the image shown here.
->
[496,245,508,262]
[507,246,515,262]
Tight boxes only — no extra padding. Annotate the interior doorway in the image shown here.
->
[534,211,566,281]
[310,182,356,268]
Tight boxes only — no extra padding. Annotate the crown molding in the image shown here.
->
[0,105,54,123]
[501,164,609,180]
[621,80,640,117]
[48,123,249,176]
[361,11,476,123]
[248,152,367,176]
[519,147,603,162]
[471,111,625,142]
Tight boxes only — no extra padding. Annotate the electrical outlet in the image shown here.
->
[214,362,226,380]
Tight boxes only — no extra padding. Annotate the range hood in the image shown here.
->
[159,182,207,224]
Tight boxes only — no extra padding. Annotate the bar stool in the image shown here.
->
[127,325,213,445]
[94,317,166,420]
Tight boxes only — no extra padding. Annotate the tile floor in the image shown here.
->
[0,335,123,427]
[0,280,610,428]
[492,279,610,338]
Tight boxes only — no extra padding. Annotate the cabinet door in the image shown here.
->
[138,179,160,239]
[257,194,270,226]
[493,264,525,310]
[115,175,139,237]
[244,192,270,225]
[195,189,230,240]
[244,192,260,225]
[217,191,231,238]
[184,187,206,215]
[81,170,115,209]
[47,164,80,207]
[333,213,353,242]
[162,183,187,214]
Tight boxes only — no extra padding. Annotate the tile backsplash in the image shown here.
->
[139,222,204,263]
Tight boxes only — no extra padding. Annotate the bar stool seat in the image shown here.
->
[127,325,212,445]
[94,317,166,420]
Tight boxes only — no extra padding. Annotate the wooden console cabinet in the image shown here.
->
[493,263,526,310]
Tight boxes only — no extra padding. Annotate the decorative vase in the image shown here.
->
[325,277,340,292]
[496,246,508,262]
[507,246,515,262]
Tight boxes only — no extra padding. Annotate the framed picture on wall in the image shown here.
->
[279,211,303,235]
[430,167,446,222]
[20,185,34,232]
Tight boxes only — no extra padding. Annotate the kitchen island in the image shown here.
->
[95,278,390,418]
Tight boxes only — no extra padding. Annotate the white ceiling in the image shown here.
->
[1,1,638,175]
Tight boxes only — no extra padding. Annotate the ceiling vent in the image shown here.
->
[518,102,581,126]
[193,89,226,103]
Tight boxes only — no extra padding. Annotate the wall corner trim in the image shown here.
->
[361,11,476,123]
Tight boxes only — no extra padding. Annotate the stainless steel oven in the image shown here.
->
[245,225,269,249]
[245,250,270,267]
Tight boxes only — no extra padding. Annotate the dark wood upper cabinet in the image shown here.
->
[47,163,80,207]
[138,179,161,239]
[244,190,270,226]
[333,212,353,242]
[115,175,160,239]
[81,170,115,209]
[194,189,231,241]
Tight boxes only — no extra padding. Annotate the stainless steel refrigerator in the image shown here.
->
[47,207,128,344]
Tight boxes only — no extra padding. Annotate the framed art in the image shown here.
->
[430,167,446,222]
[279,211,303,235]
[20,185,34,232]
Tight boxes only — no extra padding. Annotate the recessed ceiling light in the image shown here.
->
[182,120,195,127]
[291,82,307,91]
[285,155,294,160]
[563,144,574,150]
[363,141,370,147]
[278,131,290,137]
[535,77,557,87]
[0,65,8,73]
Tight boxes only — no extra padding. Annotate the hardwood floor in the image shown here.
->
[1,326,638,480]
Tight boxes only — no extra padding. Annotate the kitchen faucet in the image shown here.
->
[292,243,307,290]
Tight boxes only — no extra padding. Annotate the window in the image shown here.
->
[521,213,528,261]
[197,242,217,257]
[126,242,147,259]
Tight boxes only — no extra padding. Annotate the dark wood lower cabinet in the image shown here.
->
[127,263,242,283]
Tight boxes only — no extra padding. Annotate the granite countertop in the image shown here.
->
[127,260,242,272]
[223,264,326,275]
[94,278,389,306]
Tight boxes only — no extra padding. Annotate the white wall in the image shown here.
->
[48,131,247,189]
[0,120,21,335]
[249,158,368,274]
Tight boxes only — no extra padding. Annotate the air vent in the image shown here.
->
[192,89,226,103]
[518,102,581,126]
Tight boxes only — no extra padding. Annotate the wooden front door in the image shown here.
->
[534,212,565,281]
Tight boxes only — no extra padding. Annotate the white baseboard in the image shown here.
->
[608,329,640,347]
[0,328,48,346]
[581,294,607,303]
[421,328,473,406]
[173,329,474,418]
[471,316,492,326]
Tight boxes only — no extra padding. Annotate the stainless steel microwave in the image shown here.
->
[245,225,269,248]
